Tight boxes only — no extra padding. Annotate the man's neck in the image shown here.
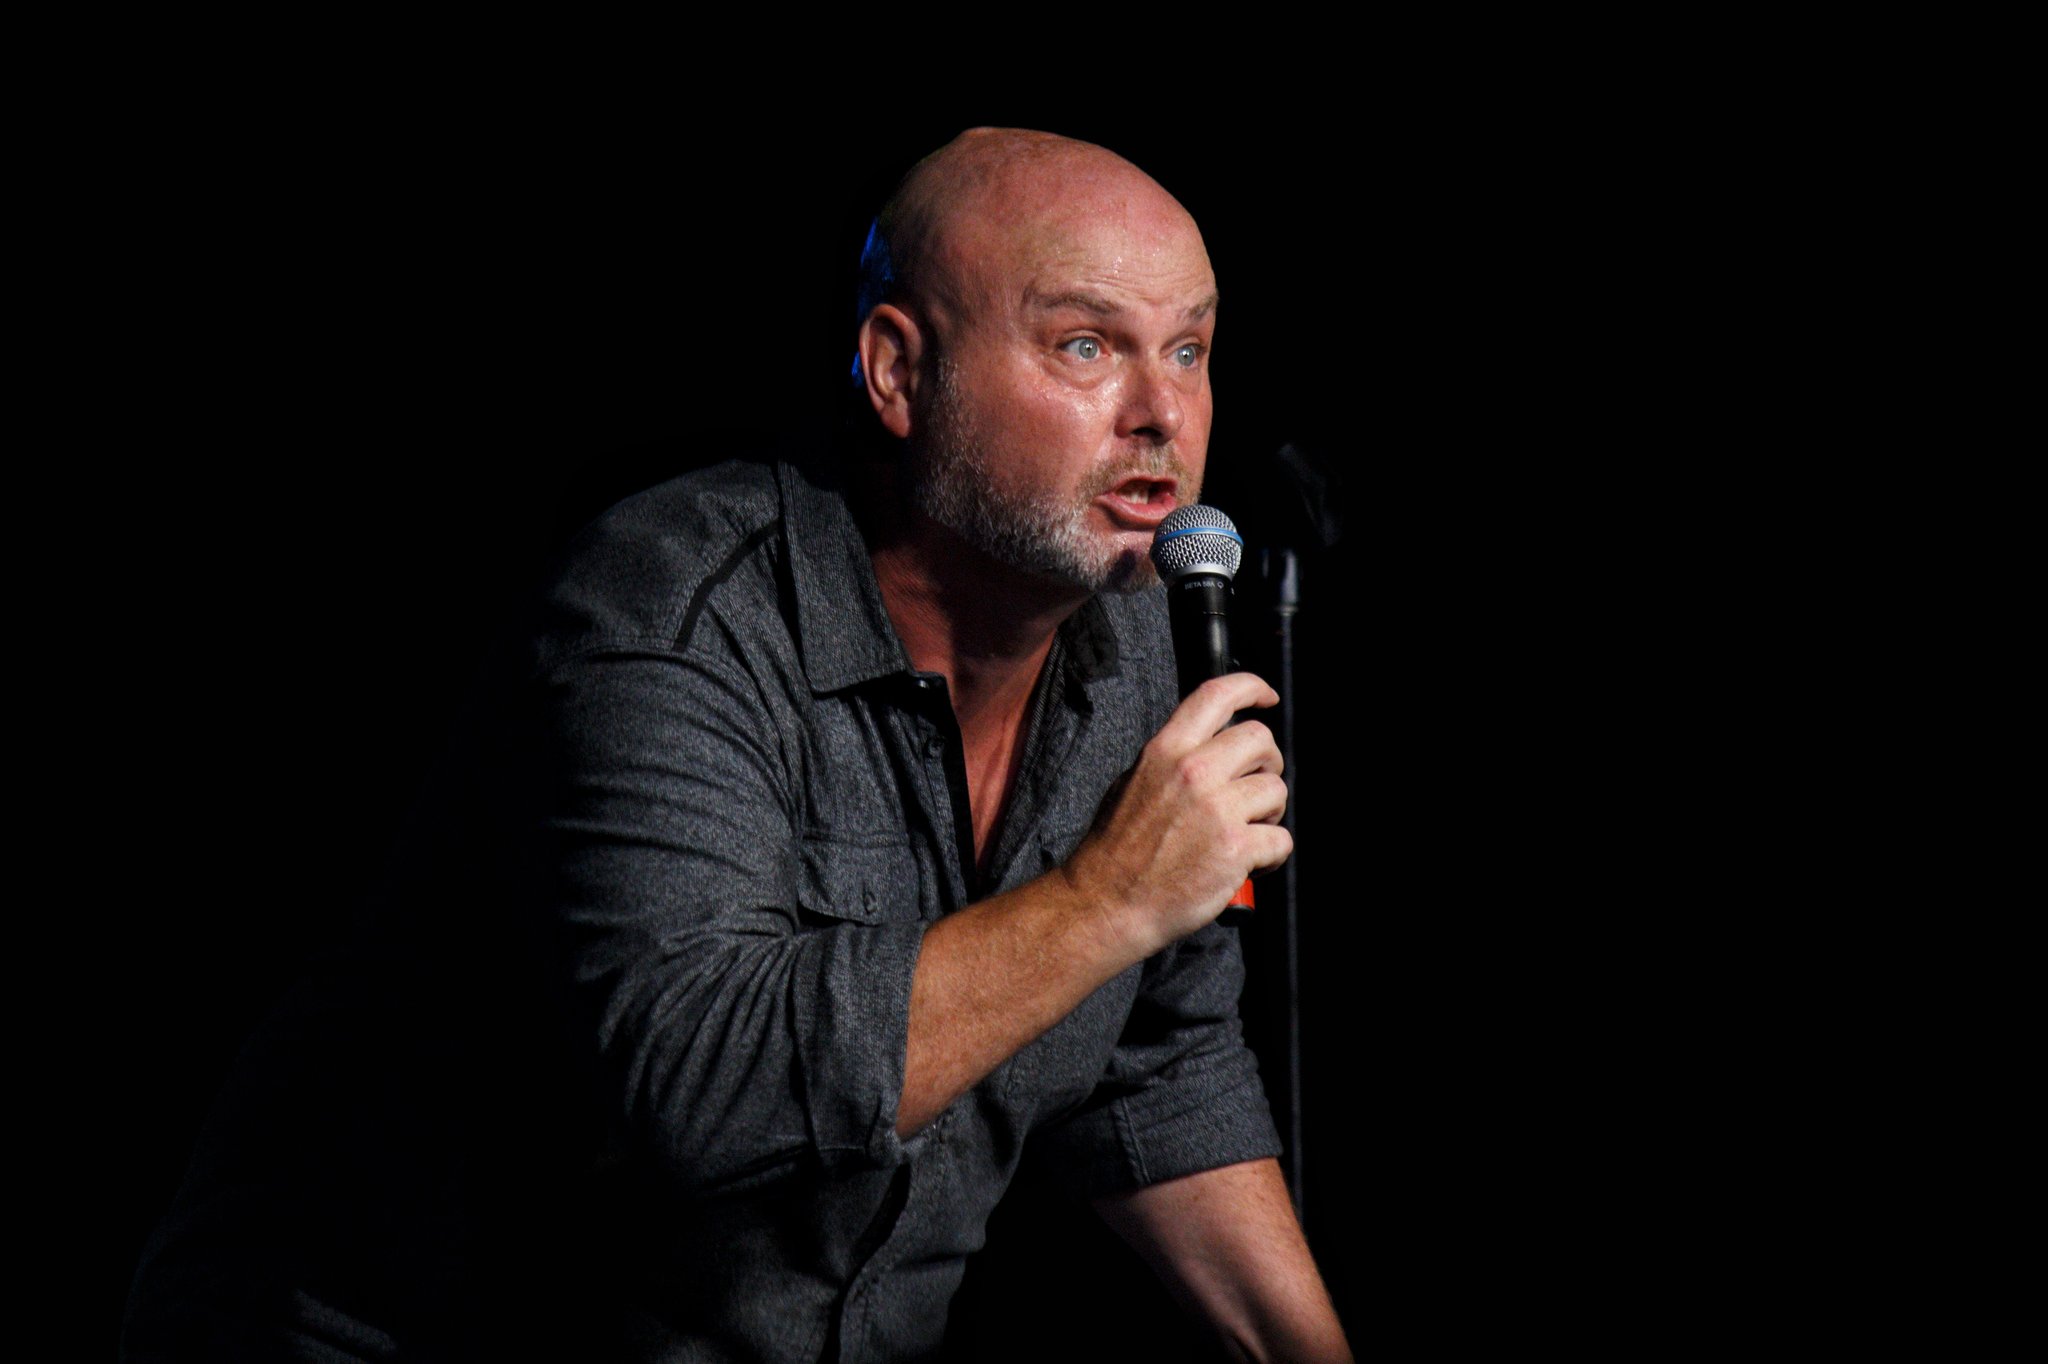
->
[867,523,1080,732]
[856,472,1093,872]
[854,471,1089,726]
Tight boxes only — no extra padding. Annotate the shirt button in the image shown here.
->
[924,736,945,758]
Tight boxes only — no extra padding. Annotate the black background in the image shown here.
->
[91,82,1807,1354]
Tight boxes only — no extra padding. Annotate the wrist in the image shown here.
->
[1053,849,1162,969]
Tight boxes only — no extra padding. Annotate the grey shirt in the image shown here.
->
[128,455,1278,1364]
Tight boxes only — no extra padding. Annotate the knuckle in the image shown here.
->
[1201,672,1254,704]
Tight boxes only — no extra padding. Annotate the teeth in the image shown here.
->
[1129,485,1152,504]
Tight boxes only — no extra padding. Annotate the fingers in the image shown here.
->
[1157,673,1279,750]
[1226,769,1290,828]
[1244,821,1295,874]
[1203,717,1284,779]
[1158,677,1288,830]
[1066,671,1294,957]
[1171,728,1285,822]
[1206,797,1294,879]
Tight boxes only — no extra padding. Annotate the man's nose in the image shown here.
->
[1116,357,1186,445]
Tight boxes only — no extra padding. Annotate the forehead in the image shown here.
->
[931,164,1215,323]
[1022,208,1214,304]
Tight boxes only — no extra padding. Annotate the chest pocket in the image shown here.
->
[793,835,922,928]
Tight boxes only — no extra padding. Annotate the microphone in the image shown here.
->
[1151,504,1245,697]
[1151,505,1257,913]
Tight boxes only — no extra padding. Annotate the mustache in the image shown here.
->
[1086,446,1193,498]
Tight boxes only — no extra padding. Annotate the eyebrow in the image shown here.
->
[1027,289,1220,322]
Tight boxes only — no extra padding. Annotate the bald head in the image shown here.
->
[861,129,1210,349]
[852,129,1219,596]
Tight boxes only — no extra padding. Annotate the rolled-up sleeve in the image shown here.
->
[1028,921,1282,1199]
[518,645,924,1196]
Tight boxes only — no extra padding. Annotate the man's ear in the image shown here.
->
[858,304,925,440]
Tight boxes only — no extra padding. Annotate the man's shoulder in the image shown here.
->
[577,457,788,575]
[525,456,799,676]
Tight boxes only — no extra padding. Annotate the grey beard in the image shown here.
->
[911,450,1157,595]
[909,361,1176,595]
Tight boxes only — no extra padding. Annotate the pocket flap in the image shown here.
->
[795,837,919,925]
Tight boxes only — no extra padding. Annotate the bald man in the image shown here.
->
[127,130,1349,1363]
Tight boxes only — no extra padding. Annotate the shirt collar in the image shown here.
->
[781,456,911,694]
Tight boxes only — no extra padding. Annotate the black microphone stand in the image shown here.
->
[1263,544,1305,1218]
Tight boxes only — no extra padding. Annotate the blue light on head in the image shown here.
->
[856,219,896,317]
[851,218,897,385]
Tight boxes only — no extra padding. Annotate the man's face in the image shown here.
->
[906,187,1217,595]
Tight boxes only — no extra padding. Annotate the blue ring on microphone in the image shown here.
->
[1154,526,1243,548]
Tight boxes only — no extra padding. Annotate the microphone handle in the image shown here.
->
[1168,574,1235,696]
[1166,572,1256,918]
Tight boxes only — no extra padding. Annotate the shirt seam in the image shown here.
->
[674,518,782,655]
[1111,1092,1151,1187]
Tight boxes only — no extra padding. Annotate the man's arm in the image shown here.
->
[526,596,1281,1182]
[896,671,1291,1136]
[1095,1158,1353,1364]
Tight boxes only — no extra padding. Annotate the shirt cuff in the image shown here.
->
[792,916,929,1169]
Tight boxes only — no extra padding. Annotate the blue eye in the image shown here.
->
[1174,344,1202,368]
[1062,337,1103,361]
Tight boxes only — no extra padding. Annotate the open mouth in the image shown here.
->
[1097,476,1180,527]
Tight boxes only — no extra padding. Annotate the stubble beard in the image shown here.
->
[910,358,1192,596]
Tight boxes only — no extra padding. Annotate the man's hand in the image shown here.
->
[898,672,1290,1137]
[1063,672,1292,962]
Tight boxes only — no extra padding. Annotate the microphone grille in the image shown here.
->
[1151,504,1243,583]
